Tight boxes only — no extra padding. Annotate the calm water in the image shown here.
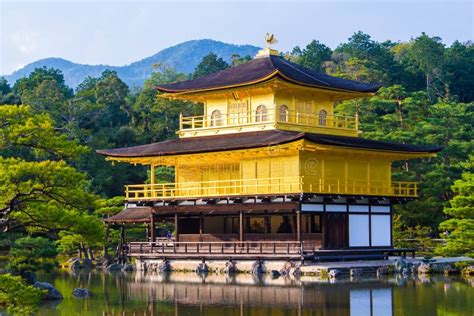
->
[30,270,473,316]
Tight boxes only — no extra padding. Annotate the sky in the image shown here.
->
[0,0,473,75]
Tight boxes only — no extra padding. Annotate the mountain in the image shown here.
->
[3,39,260,88]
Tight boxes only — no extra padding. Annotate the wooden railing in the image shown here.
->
[128,241,304,258]
[125,177,418,201]
[179,109,358,132]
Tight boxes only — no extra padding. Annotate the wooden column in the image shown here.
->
[174,212,179,242]
[150,213,156,242]
[239,210,244,242]
[150,164,155,185]
[120,225,125,264]
[296,209,301,242]
[199,213,203,241]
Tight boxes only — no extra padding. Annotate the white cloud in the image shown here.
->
[9,30,40,55]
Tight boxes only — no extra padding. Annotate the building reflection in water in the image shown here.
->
[105,271,395,315]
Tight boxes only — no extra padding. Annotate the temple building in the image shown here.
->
[98,43,441,261]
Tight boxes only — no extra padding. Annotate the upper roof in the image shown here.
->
[97,130,442,158]
[156,55,382,94]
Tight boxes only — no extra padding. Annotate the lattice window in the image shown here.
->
[255,105,268,122]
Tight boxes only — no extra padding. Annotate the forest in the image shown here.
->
[0,32,472,311]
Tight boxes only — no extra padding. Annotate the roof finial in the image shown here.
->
[256,33,280,58]
[265,33,278,49]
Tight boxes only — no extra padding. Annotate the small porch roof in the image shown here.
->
[104,206,151,223]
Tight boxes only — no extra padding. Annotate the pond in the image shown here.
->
[33,270,473,315]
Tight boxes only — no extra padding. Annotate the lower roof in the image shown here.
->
[97,130,442,158]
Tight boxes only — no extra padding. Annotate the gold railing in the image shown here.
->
[303,179,418,197]
[179,109,358,131]
[125,177,418,201]
[126,176,303,200]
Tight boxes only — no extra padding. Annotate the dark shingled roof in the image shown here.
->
[97,130,442,158]
[156,55,382,94]
[104,206,151,223]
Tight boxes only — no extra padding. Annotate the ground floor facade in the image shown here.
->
[107,194,408,261]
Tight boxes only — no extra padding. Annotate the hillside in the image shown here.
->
[3,39,260,88]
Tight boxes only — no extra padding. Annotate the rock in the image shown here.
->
[69,258,82,270]
[395,258,407,273]
[376,266,389,276]
[33,282,63,300]
[72,288,92,299]
[279,261,293,276]
[350,268,363,277]
[196,262,208,274]
[271,270,281,278]
[123,263,135,271]
[251,261,265,276]
[328,269,340,279]
[20,271,37,284]
[289,264,301,277]
[462,265,474,276]
[418,262,431,274]
[107,263,122,271]
[81,258,93,269]
[223,260,236,274]
[158,260,171,273]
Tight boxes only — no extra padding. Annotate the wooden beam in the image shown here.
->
[152,201,300,214]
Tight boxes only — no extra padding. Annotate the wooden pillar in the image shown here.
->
[150,213,156,242]
[199,213,203,241]
[239,210,244,242]
[174,212,179,242]
[296,209,301,242]
[120,225,125,264]
[150,163,155,185]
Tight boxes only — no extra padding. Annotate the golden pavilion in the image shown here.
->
[98,42,440,261]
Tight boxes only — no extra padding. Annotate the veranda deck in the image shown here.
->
[127,241,415,261]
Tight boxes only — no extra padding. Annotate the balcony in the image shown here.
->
[178,109,359,137]
[124,177,418,201]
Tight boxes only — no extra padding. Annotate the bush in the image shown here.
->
[6,236,58,274]
[0,274,44,314]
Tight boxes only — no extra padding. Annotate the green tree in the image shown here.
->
[443,41,474,102]
[0,77,19,105]
[231,54,252,66]
[437,166,474,257]
[291,40,332,72]
[192,53,229,78]
[0,105,100,239]
[405,33,446,101]
[12,67,73,123]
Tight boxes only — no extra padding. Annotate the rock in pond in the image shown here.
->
[107,263,122,271]
[72,288,92,299]
[418,262,431,274]
[81,258,93,269]
[33,282,63,300]
[271,270,281,278]
[69,258,82,270]
[328,269,340,279]
[123,263,135,271]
